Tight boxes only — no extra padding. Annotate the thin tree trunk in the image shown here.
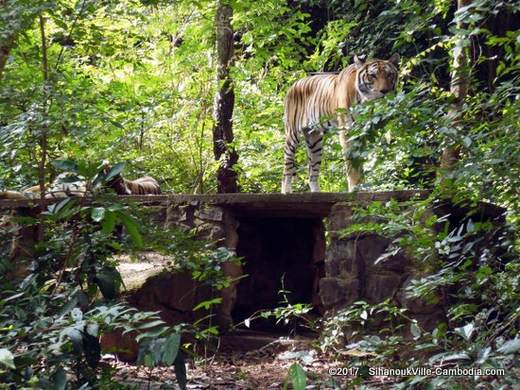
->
[37,15,49,240]
[0,0,15,80]
[440,0,472,173]
[212,1,238,193]
[0,34,16,81]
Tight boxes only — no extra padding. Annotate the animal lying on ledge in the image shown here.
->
[0,169,161,199]
[0,185,46,200]
[104,168,161,195]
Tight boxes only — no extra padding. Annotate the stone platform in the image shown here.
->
[5,190,505,338]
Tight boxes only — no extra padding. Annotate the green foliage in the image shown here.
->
[0,0,519,388]
[320,300,414,358]
[284,362,307,390]
[0,161,238,388]
[322,191,519,388]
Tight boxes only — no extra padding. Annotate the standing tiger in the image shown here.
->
[282,54,399,193]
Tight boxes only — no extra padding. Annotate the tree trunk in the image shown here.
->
[0,0,13,79]
[37,15,50,241]
[0,34,16,81]
[439,0,472,172]
[212,1,238,193]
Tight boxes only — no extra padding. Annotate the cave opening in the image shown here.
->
[232,216,325,331]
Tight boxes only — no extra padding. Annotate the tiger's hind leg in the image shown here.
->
[306,128,323,193]
[282,129,300,194]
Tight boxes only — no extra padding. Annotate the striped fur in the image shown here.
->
[0,185,48,200]
[0,171,161,199]
[107,173,161,195]
[282,54,399,193]
[46,173,87,198]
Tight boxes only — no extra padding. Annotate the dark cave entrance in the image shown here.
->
[232,217,325,330]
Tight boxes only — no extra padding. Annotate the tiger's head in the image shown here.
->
[354,53,399,102]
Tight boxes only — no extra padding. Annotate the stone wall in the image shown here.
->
[3,192,504,337]
[163,201,241,330]
[320,203,446,331]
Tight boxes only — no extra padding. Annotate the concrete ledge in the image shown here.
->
[0,190,431,217]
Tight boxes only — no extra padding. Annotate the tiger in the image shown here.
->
[0,170,161,199]
[104,168,162,195]
[281,53,399,193]
[0,185,47,200]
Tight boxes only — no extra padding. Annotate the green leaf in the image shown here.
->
[410,321,421,339]
[162,333,181,365]
[137,319,166,330]
[105,163,126,182]
[4,292,24,302]
[476,346,491,364]
[454,323,475,342]
[497,339,520,354]
[64,327,83,353]
[52,367,67,390]
[136,327,168,343]
[91,207,105,222]
[47,198,74,216]
[0,348,15,369]
[288,363,306,390]
[109,119,125,129]
[193,298,222,311]
[118,212,143,248]
[101,211,117,234]
[94,267,122,300]
[52,159,78,172]
[143,352,155,368]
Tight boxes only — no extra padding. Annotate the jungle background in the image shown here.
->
[0,0,519,389]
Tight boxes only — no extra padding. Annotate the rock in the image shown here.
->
[413,311,447,332]
[327,203,353,231]
[128,271,212,317]
[364,271,405,303]
[326,239,362,278]
[396,277,442,315]
[319,277,359,307]
[195,206,224,222]
[165,203,193,226]
[100,330,139,362]
[194,223,226,242]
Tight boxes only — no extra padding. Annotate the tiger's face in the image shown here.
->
[354,53,399,102]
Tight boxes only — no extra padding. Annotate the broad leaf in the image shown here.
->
[52,367,67,390]
[497,339,520,354]
[288,363,306,390]
[162,333,181,365]
[118,212,143,248]
[101,211,117,234]
[105,163,125,182]
[0,348,15,369]
[52,159,78,172]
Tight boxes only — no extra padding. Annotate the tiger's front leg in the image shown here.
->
[338,116,362,192]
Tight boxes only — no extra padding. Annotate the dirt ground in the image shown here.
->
[107,330,396,389]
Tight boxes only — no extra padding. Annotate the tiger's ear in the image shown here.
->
[353,54,365,67]
[388,53,400,67]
